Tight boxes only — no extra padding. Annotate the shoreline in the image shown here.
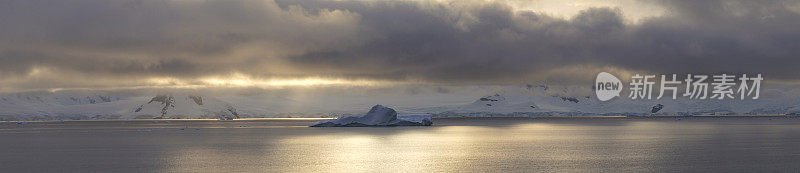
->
[1,114,796,123]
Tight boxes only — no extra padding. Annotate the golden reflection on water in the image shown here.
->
[154,119,758,172]
[5,117,800,172]
[271,126,493,172]
[157,123,685,172]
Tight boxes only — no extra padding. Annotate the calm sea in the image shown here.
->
[2,117,800,172]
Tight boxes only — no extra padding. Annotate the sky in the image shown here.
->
[1,0,800,93]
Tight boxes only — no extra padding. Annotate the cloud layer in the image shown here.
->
[1,0,799,91]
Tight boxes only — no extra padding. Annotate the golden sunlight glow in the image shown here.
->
[147,77,190,86]
[15,71,399,93]
[199,73,390,88]
[138,73,395,89]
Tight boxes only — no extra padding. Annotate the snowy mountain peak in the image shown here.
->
[474,94,507,107]
[189,96,203,105]
[137,94,176,117]
[131,94,238,119]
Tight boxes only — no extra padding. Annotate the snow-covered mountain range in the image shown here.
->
[409,85,800,117]
[2,85,800,120]
[0,93,240,120]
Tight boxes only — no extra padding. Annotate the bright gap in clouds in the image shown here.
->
[42,74,396,93]
[505,0,666,22]
[147,73,394,89]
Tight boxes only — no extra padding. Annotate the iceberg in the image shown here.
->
[310,105,432,127]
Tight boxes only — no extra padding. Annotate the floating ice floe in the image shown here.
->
[310,105,432,127]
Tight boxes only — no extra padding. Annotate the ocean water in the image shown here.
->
[2,117,800,172]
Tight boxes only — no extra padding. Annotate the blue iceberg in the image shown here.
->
[310,105,432,127]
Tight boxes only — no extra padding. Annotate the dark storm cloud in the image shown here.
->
[0,0,371,89]
[279,0,800,83]
[278,1,620,82]
[615,0,800,78]
[1,0,799,91]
